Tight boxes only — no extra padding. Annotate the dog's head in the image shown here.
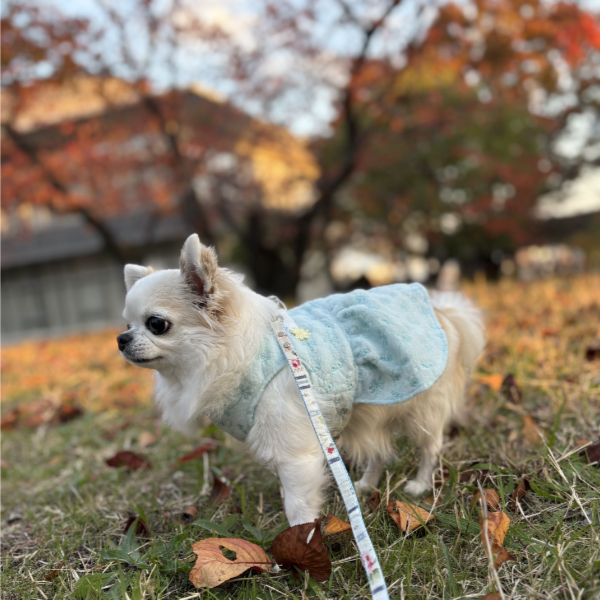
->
[118,234,237,371]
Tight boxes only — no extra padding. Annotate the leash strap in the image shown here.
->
[270,310,389,600]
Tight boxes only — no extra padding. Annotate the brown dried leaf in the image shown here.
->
[580,440,600,465]
[123,515,150,536]
[138,431,156,448]
[479,510,516,569]
[508,479,530,511]
[368,491,381,511]
[45,561,65,582]
[189,537,272,588]
[177,442,216,464]
[481,593,502,600]
[585,340,600,361]
[106,451,151,470]
[522,414,542,446]
[501,374,522,403]
[181,505,198,524]
[323,514,351,536]
[271,519,331,582]
[472,489,500,511]
[385,500,434,534]
[209,477,231,505]
[459,468,490,483]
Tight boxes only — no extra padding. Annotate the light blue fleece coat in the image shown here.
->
[213,283,448,441]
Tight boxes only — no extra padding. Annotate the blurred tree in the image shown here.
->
[321,0,600,269]
[2,0,599,294]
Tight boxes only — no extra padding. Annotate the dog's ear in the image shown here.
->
[179,234,218,303]
[124,264,154,292]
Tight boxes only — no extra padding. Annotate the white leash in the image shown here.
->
[271,310,389,600]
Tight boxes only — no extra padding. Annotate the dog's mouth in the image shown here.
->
[122,353,162,364]
[130,356,162,364]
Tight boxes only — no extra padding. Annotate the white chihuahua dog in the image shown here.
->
[118,234,485,526]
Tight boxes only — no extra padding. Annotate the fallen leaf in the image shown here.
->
[177,442,216,464]
[459,468,490,484]
[189,537,272,588]
[368,491,381,511]
[45,561,65,581]
[123,515,150,536]
[0,409,18,431]
[481,593,501,600]
[478,373,504,392]
[138,431,156,448]
[181,506,198,524]
[55,403,83,424]
[580,440,600,465]
[210,477,231,505]
[508,479,530,511]
[472,489,500,511]
[479,510,516,569]
[271,519,331,582]
[385,500,434,534]
[522,415,542,446]
[585,341,600,361]
[323,514,351,536]
[501,374,522,403]
[106,451,151,470]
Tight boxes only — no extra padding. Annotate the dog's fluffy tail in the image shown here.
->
[430,291,486,376]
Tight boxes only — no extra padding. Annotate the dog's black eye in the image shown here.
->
[146,316,171,335]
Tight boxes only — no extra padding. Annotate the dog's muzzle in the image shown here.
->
[117,331,133,351]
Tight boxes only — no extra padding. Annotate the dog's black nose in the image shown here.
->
[117,332,133,351]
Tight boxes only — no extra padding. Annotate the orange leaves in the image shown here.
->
[323,514,351,536]
[189,538,272,588]
[474,488,517,570]
[386,500,434,534]
[1,329,154,414]
[271,519,331,583]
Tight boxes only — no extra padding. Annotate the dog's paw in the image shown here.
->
[353,479,374,495]
[404,479,430,497]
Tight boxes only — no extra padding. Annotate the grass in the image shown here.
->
[2,274,600,600]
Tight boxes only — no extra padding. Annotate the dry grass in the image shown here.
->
[1,274,599,600]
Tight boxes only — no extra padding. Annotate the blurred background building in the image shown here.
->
[2,0,600,342]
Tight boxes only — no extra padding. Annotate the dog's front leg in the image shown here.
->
[277,452,329,526]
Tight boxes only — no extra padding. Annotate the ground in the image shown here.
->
[1,275,599,600]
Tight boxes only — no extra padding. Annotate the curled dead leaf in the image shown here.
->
[123,515,150,536]
[271,519,331,583]
[106,451,151,470]
[501,374,522,403]
[472,489,500,511]
[479,510,516,569]
[45,561,65,582]
[580,440,600,466]
[323,514,351,536]
[210,477,231,505]
[181,505,198,524]
[177,442,216,464]
[368,491,381,511]
[508,479,530,511]
[481,593,502,600]
[522,414,542,446]
[189,538,272,588]
[386,500,434,534]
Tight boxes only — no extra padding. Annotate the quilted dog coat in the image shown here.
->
[213,283,448,441]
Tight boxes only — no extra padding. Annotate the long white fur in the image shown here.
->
[121,234,486,526]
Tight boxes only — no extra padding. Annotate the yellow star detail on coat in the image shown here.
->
[290,327,311,341]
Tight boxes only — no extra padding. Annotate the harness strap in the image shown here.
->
[270,310,389,600]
